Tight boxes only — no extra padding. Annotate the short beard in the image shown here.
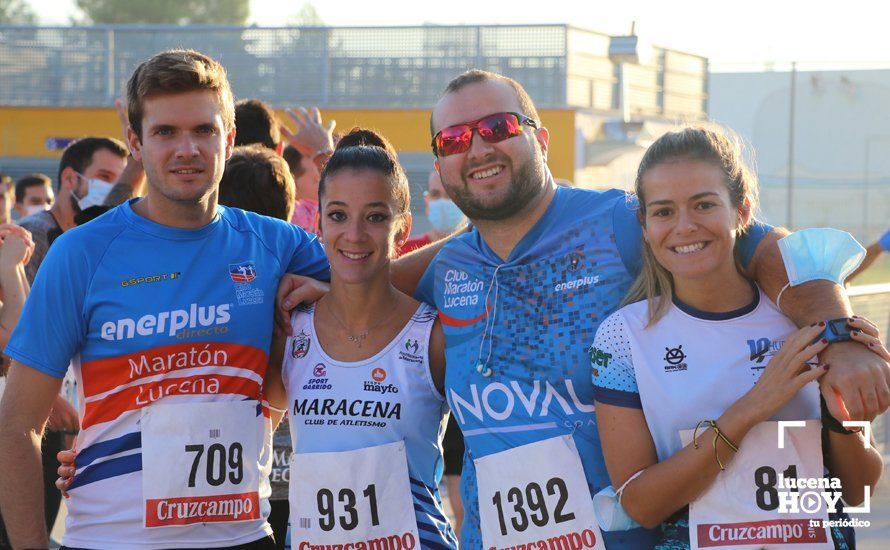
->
[447,155,546,222]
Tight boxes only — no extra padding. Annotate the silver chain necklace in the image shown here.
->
[324,302,395,349]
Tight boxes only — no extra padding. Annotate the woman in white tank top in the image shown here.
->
[590,126,886,549]
[263,129,458,549]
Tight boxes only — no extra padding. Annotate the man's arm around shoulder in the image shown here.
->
[746,228,890,421]
[0,362,64,548]
[392,228,462,297]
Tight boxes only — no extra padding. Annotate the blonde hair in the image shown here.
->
[624,125,760,325]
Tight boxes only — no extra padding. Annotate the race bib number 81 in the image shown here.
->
[682,420,831,549]
[141,401,262,527]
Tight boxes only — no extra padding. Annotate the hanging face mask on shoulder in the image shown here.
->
[777,228,866,287]
[75,173,115,210]
[427,199,466,233]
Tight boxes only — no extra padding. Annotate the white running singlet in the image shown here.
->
[591,288,829,548]
[282,303,457,549]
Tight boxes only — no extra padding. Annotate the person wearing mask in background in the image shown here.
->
[398,170,466,256]
[14,173,54,220]
[19,137,128,282]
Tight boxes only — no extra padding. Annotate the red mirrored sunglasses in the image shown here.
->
[431,112,538,157]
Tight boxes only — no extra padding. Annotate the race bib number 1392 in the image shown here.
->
[475,435,606,550]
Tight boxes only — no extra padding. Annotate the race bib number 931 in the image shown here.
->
[290,441,420,548]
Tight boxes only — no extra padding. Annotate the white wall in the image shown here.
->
[709,69,890,242]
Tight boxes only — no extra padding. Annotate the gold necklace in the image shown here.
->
[324,302,395,348]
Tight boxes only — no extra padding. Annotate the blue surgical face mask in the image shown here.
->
[592,486,641,532]
[777,228,866,287]
[427,198,466,233]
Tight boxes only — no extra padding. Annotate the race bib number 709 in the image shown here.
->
[141,401,262,527]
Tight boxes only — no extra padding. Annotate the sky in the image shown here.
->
[30,0,890,70]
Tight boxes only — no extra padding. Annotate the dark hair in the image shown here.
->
[234,99,281,150]
[127,49,234,139]
[318,128,409,218]
[625,125,759,324]
[282,145,306,178]
[14,173,52,203]
[219,145,295,221]
[431,69,540,135]
[57,137,128,189]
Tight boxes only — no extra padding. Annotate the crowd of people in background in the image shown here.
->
[0,47,887,550]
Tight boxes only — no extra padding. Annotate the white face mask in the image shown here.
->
[75,174,115,210]
[25,204,50,217]
[427,198,466,233]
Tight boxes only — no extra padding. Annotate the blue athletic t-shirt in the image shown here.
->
[415,185,769,549]
[5,200,329,549]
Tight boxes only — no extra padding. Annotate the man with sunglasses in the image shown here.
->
[415,70,890,549]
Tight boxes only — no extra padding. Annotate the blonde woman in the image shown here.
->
[590,127,886,549]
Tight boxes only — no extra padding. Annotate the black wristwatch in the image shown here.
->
[818,317,854,344]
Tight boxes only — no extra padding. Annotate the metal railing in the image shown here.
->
[0,24,707,118]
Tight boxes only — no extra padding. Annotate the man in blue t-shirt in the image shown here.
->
[417,69,890,549]
[0,50,329,550]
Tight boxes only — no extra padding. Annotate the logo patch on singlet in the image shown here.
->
[663,345,688,372]
[567,250,583,272]
[228,261,264,306]
[120,271,181,288]
[747,337,784,377]
[398,339,423,364]
[228,261,257,283]
[362,367,398,394]
[292,331,310,358]
[303,364,332,391]
[588,345,612,378]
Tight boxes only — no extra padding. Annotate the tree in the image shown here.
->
[74,0,250,25]
[286,3,324,26]
[0,0,36,24]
